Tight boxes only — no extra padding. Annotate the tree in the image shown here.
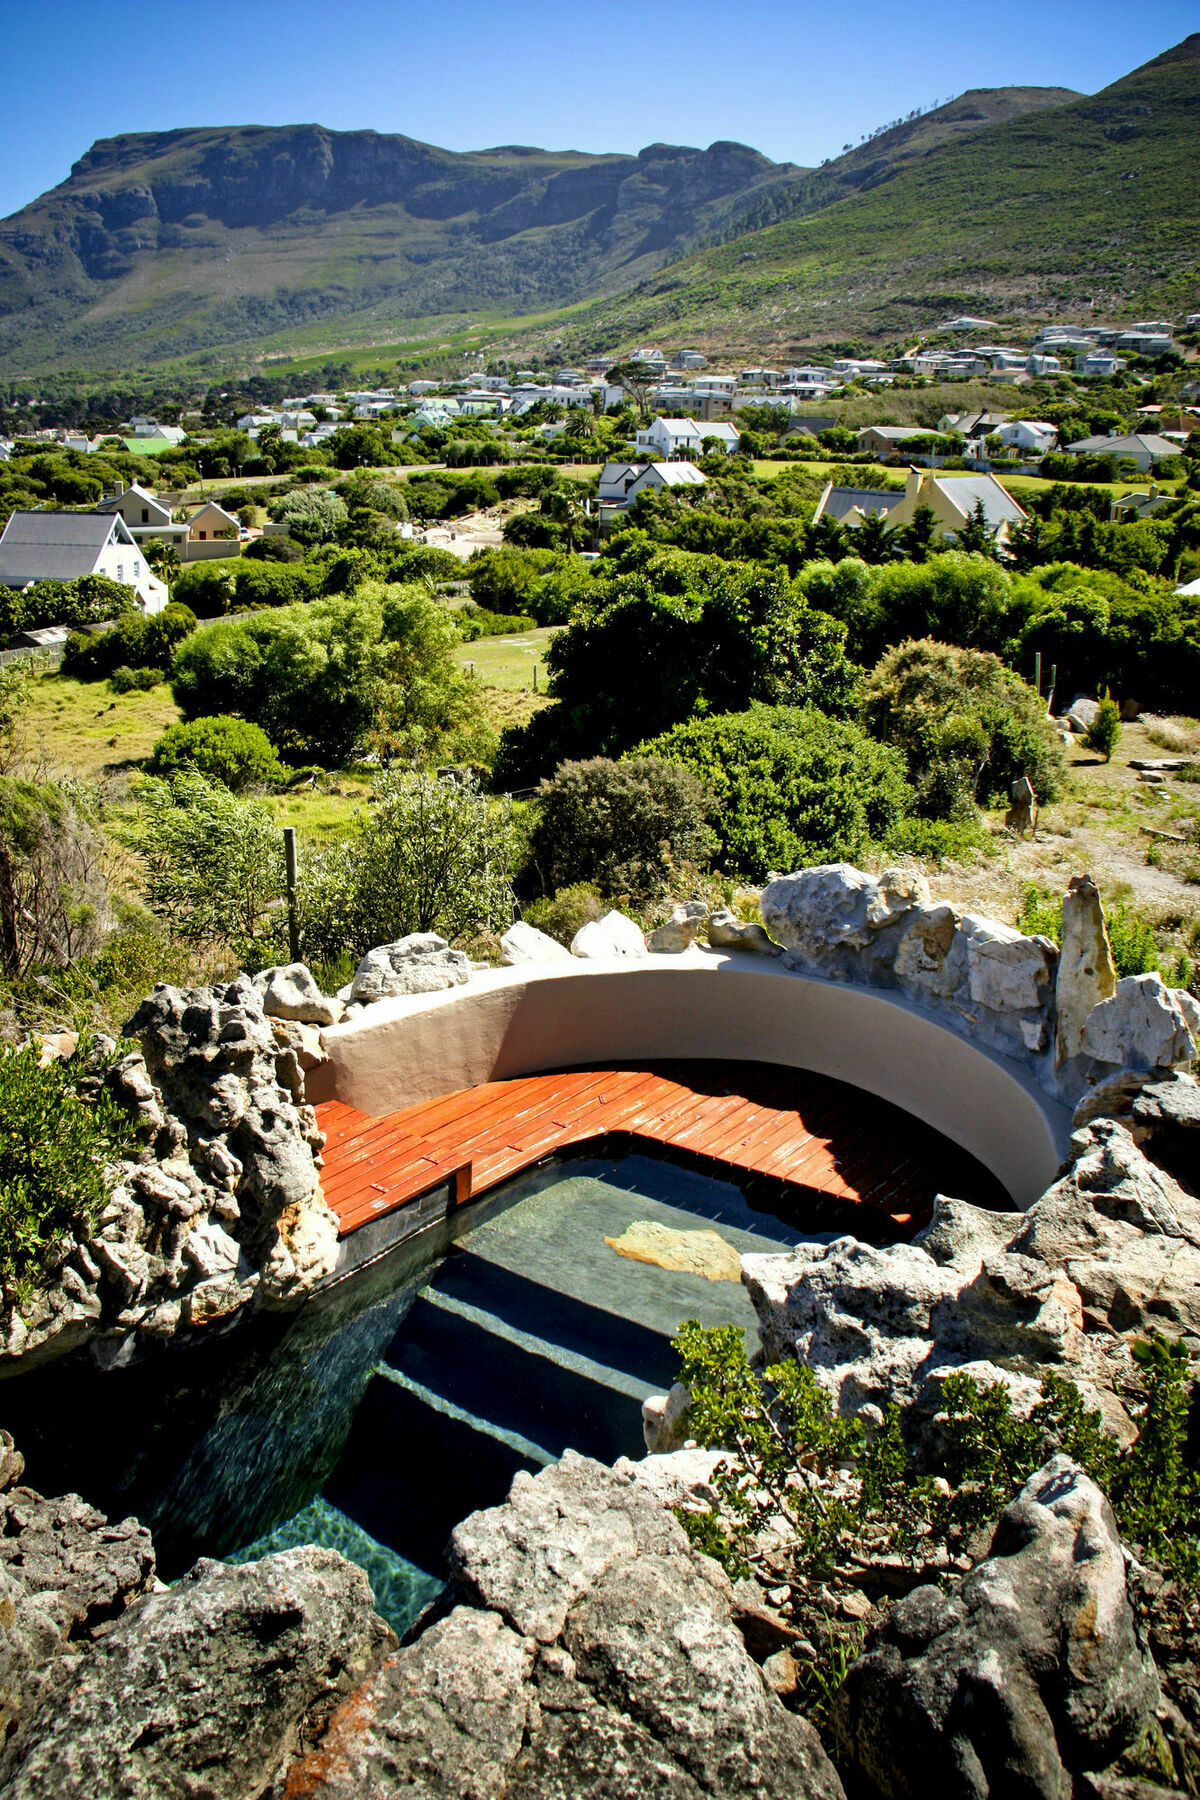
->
[142,538,181,583]
[136,772,284,957]
[539,486,588,555]
[299,773,518,961]
[853,512,901,565]
[271,487,349,547]
[956,499,997,558]
[897,503,940,563]
[529,757,717,900]
[1086,694,1122,763]
[605,362,656,424]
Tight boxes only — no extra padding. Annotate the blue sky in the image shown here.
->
[1,0,1194,218]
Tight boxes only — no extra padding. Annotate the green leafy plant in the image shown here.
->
[148,716,287,792]
[529,757,717,901]
[0,1037,134,1302]
[1086,692,1122,763]
[134,771,284,959]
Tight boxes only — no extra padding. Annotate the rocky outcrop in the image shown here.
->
[2,976,340,1373]
[836,1457,1159,1800]
[570,910,647,959]
[741,1105,1200,1439]
[758,864,1196,1098]
[286,1451,844,1800]
[254,962,343,1028]
[706,908,783,956]
[1,1548,393,1800]
[347,932,471,1003]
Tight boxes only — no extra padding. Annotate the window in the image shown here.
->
[141,509,149,523]
[198,530,206,540]
[134,562,141,577]
[117,564,124,580]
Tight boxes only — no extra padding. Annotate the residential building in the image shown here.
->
[0,511,168,613]
[995,420,1058,456]
[635,417,705,460]
[810,484,900,530]
[696,422,741,454]
[1065,432,1178,471]
[596,460,706,517]
[1112,485,1173,521]
[670,350,708,370]
[96,481,173,529]
[937,411,1006,437]
[884,468,1027,548]
[1026,354,1061,377]
[857,424,933,458]
[183,501,241,552]
[1075,353,1126,378]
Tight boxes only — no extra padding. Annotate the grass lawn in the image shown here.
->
[456,626,557,691]
[749,458,1158,501]
[23,671,181,777]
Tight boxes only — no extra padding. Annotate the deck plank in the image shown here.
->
[316,1059,1005,1240]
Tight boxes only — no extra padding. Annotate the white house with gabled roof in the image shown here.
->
[0,511,168,612]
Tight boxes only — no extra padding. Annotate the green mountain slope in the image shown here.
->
[0,81,1079,376]
[572,37,1200,353]
[0,127,801,371]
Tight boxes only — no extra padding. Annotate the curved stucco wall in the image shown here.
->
[310,950,1072,1208]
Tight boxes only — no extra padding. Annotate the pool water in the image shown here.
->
[0,1147,886,1638]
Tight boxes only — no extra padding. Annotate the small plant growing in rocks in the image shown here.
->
[1086,692,1123,763]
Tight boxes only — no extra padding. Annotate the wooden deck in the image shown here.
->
[316,1060,1006,1239]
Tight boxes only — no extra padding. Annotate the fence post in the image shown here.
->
[283,826,300,964]
[1034,650,1042,697]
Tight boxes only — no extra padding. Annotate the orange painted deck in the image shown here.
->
[316,1060,1007,1239]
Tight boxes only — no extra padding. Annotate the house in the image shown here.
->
[810,484,900,530]
[884,469,1027,548]
[937,411,1006,437]
[1112,484,1174,521]
[1075,353,1126,379]
[1026,354,1061,377]
[634,417,705,460]
[857,425,933,458]
[995,420,1058,456]
[96,481,172,530]
[1065,432,1178,472]
[696,422,741,455]
[0,511,168,613]
[939,316,998,331]
[597,460,707,512]
[670,350,707,370]
[182,501,240,556]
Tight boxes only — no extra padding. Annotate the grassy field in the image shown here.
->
[23,671,181,777]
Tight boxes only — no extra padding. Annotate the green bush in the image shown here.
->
[456,607,536,642]
[521,882,606,947]
[135,772,285,959]
[2,574,136,642]
[63,602,197,681]
[108,666,159,694]
[528,757,717,901]
[862,639,1067,817]
[148,716,287,791]
[641,705,912,881]
[1086,694,1122,763]
[270,486,349,546]
[0,1038,134,1302]
[298,772,518,962]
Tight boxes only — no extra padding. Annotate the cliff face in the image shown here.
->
[0,126,793,369]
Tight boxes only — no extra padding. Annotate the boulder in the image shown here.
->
[1056,874,1118,1068]
[1067,695,1101,733]
[254,963,342,1027]
[760,864,928,979]
[570,911,647,960]
[500,921,573,966]
[641,1381,693,1454]
[1080,973,1197,1074]
[292,1453,844,1800]
[648,901,707,954]
[349,933,471,1003]
[706,909,782,956]
[2,1548,394,1800]
[836,1457,1159,1800]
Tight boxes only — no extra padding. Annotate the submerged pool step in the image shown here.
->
[381,1288,653,1467]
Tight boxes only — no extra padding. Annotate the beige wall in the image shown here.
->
[311,952,1071,1208]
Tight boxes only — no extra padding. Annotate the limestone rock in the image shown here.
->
[648,901,707,954]
[641,1381,693,1454]
[349,933,471,1003]
[254,963,342,1027]
[0,1488,155,1644]
[1080,973,1197,1074]
[912,1194,1020,1274]
[1067,695,1101,732]
[604,1220,741,1281]
[259,1192,342,1305]
[279,1607,534,1800]
[500,920,573,965]
[570,911,647,960]
[447,1450,687,1644]
[760,864,927,979]
[2,1548,394,1800]
[963,916,1057,1014]
[706,909,783,956]
[836,1457,1159,1799]
[615,1447,726,1512]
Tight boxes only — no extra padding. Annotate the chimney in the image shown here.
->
[113,478,125,495]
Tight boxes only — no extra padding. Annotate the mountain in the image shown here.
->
[0,84,1078,376]
[565,37,1200,356]
[0,129,801,371]
[0,40,1193,378]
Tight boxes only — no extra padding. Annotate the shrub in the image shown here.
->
[298,772,518,962]
[529,758,717,900]
[148,716,287,791]
[0,777,109,976]
[63,602,197,681]
[522,882,606,946]
[0,1038,135,1303]
[1086,694,1122,762]
[456,607,536,642]
[135,772,284,959]
[270,486,349,547]
[108,665,159,693]
[861,639,1067,816]
[641,706,912,881]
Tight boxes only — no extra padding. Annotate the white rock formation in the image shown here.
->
[570,910,647,959]
[349,933,471,1002]
[499,921,573,965]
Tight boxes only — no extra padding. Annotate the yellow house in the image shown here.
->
[884,467,1027,549]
